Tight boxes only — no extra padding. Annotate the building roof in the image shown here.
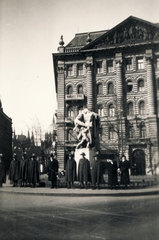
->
[65,30,107,48]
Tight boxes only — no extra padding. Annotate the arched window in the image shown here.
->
[78,106,83,115]
[67,129,73,141]
[98,105,103,116]
[97,83,103,95]
[108,104,115,117]
[139,101,145,115]
[67,106,74,118]
[109,127,116,140]
[138,79,144,92]
[127,80,133,92]
[67,86,73,94]
[108,82,114,94]
[77,85,83,94]
[128,102,134,116]
[140,125,146,138]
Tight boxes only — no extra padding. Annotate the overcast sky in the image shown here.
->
[0,0,159,136]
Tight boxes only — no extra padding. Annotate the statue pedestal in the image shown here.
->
[75,148,95,177]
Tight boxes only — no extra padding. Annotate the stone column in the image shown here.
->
[115,53,123,112]
[56,61,65,169]
[85,56,94,112]
[145,50,155,115]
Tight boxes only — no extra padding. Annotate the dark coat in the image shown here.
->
[9,160,20,181]
[48,159,58,183]
[107,161,118,186]
[91,159,102,185]
[27,160,32,184]
[0,162,5,186]
[30,160,39,185]
[119,160,130,185]
[78,157,90,182]
[65,158,76,182]
[19,158,28,181]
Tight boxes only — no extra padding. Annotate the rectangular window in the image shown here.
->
[126,58,133,71]
[137,58,144,70]
[67,65,73,77]
[96,61,103,74]
[77,64,83,76]
[107,60,114,73]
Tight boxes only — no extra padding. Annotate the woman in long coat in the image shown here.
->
[48,154,58,189]
[119,155,130,189]
[65,153,76,189]
[9,153,20,187]
[78,152,90,189]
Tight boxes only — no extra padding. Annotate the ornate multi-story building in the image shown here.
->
[53,16,159,175]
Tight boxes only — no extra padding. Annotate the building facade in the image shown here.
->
[53,16,159,175]
[0,99,12,172]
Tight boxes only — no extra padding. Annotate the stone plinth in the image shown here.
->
[75,148,95,177]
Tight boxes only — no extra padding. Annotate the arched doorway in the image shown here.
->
[132,149,146,175]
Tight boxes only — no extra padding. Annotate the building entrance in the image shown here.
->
[132,149,146,175]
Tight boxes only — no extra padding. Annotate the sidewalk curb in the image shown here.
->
[1,187,159,197]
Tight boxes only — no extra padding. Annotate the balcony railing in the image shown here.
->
[65,94,84,100]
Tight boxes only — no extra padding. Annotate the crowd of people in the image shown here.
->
[0,151,130,190]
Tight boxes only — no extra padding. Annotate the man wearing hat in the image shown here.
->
[65,153,76,189]
[0,154,5,187]
[91,154,102,190]
[19,152,28,187]
[30,154,40,188]
[78,152,90,189]
[9,153,20,187]
[47,153,58,189]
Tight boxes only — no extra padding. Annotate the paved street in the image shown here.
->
[0,192,159,240]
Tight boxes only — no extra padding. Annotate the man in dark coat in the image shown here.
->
[19,152,28,187]
[48,154,58,189]
[119,155,130,189]
[91,154,102,190]
[0,154,5,187]
[65,153,76,189]
[78,152,90,189]
[106,159,118,189]
[30,154,40,188]
[9,153,20,187]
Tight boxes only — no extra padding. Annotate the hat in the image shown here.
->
[50,153,54,157]
[80,152,86,156]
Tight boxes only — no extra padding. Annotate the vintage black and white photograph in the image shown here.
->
[0,0,159,239]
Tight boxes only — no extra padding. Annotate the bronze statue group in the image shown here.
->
[6,151,130,190]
